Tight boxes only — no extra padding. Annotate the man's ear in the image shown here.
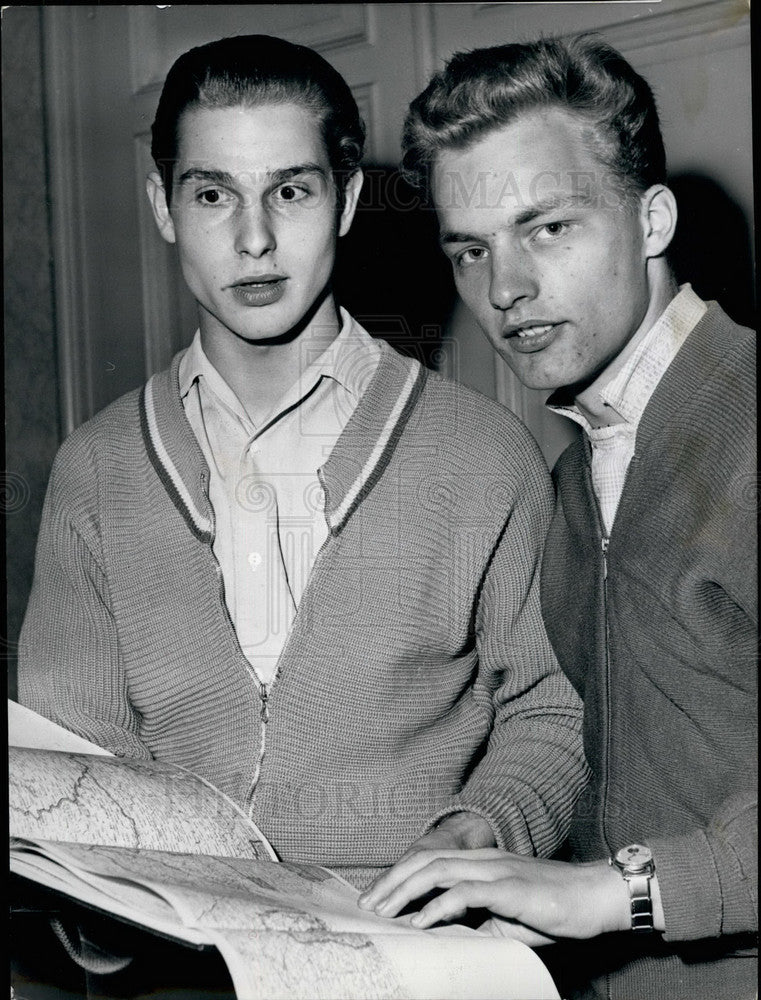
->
[146,171,176,245]
[641,184,677,259]
[338,168,364,238]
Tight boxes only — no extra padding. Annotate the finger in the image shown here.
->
[373,857,507,919]
[409,880,507,928]
[358,849,484,910]
[358,852,439,909]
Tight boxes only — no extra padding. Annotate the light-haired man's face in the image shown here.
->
[432,107,662,391]
[147,101,361,347]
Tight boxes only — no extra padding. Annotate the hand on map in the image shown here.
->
[359,845,655,946]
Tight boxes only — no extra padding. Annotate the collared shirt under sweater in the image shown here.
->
[547,284,707,534]
[179,311,381,684]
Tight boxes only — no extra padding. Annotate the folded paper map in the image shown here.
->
[9,702,560,1000]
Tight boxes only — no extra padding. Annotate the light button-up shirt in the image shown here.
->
[179,309,382,684]
[548,285,707,535]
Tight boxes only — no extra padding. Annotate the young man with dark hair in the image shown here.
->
[18,35,587,890]
[360,35,757,998]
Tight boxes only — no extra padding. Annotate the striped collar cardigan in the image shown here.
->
[20,330,587,888]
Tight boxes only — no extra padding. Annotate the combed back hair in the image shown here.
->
[402,35,667,203]
[151,34,365,205]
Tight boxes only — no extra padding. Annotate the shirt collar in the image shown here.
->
[179,329,228,399]
[177,307,381,428]
[547,284,707,434]
[295,306,381,402]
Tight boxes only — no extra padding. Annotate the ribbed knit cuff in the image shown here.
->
[647,829,721,941]
[647,822,757,942]
[460,780,565,856]
[420,804,509,852]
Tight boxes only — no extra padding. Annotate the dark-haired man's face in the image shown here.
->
[147,102,360,348]
[432,107,668,392]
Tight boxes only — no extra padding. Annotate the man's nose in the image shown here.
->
[234,203,276,258]
[489,250,539,311]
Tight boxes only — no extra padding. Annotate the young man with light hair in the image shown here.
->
[361,35,757,999]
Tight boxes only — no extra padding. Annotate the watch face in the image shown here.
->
[615,844,653,871]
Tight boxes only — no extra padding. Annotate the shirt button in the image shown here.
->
[248,552,262,571]
[249,443,260,456]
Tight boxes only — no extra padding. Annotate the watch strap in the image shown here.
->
[626,872,654,932]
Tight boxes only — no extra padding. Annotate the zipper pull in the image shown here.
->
[259,682,269,724]
[601,537,609,580]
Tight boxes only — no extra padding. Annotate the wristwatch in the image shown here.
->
[610,843,655,932]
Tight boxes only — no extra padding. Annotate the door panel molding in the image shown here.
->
[127,5,372,96]
[42,7,93,436]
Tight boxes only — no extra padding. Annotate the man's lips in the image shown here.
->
[229,275,287,306]
[503,320,559,338]
[502,321,564,353]
[230,273,286,287]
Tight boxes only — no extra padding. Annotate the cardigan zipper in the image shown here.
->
[596,456,637,861]
[200,469,272,818]
[215,558,270,816]
[203,463,344,817]
[259,681,269,723]
[584,451,614,857]
[242,520,335,817]
[600,532,613,850]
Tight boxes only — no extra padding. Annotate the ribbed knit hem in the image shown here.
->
[650,794,758,943]
[648,828,725,941]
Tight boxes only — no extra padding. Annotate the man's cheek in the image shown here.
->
[457,275,484,314]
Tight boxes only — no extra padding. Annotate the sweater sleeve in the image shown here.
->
[648,794,758,941]
[17,435,151,759]
[427,458,590,857]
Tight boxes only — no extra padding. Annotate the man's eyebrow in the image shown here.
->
[176,163,328,187]
[439,192,597,245]
[268,162,328,185]
[512,192,596,226]
[439,230,481,247]
[177,167,236,187]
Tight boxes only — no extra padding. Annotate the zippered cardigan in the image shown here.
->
[541,304,757,998]
[19,335,588,886]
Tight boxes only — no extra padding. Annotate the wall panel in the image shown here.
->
[3,8,61,694]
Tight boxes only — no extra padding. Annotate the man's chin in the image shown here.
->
[496,354,565,393]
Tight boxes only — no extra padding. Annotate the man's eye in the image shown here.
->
[196,188,232,206]
[276,184,309,203]
[536,221,568,240]
[456,247,488,268]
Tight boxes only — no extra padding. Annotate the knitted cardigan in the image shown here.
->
[19,336,588,887]
[541,304,757,999]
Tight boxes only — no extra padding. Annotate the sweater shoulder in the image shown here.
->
[418,369,549,472]
[47,385,149,513]
[422,368,517,417]
[58,385,144,458]
[663,305,755,452]
[703,301,755,342]
[686,304,755,412]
